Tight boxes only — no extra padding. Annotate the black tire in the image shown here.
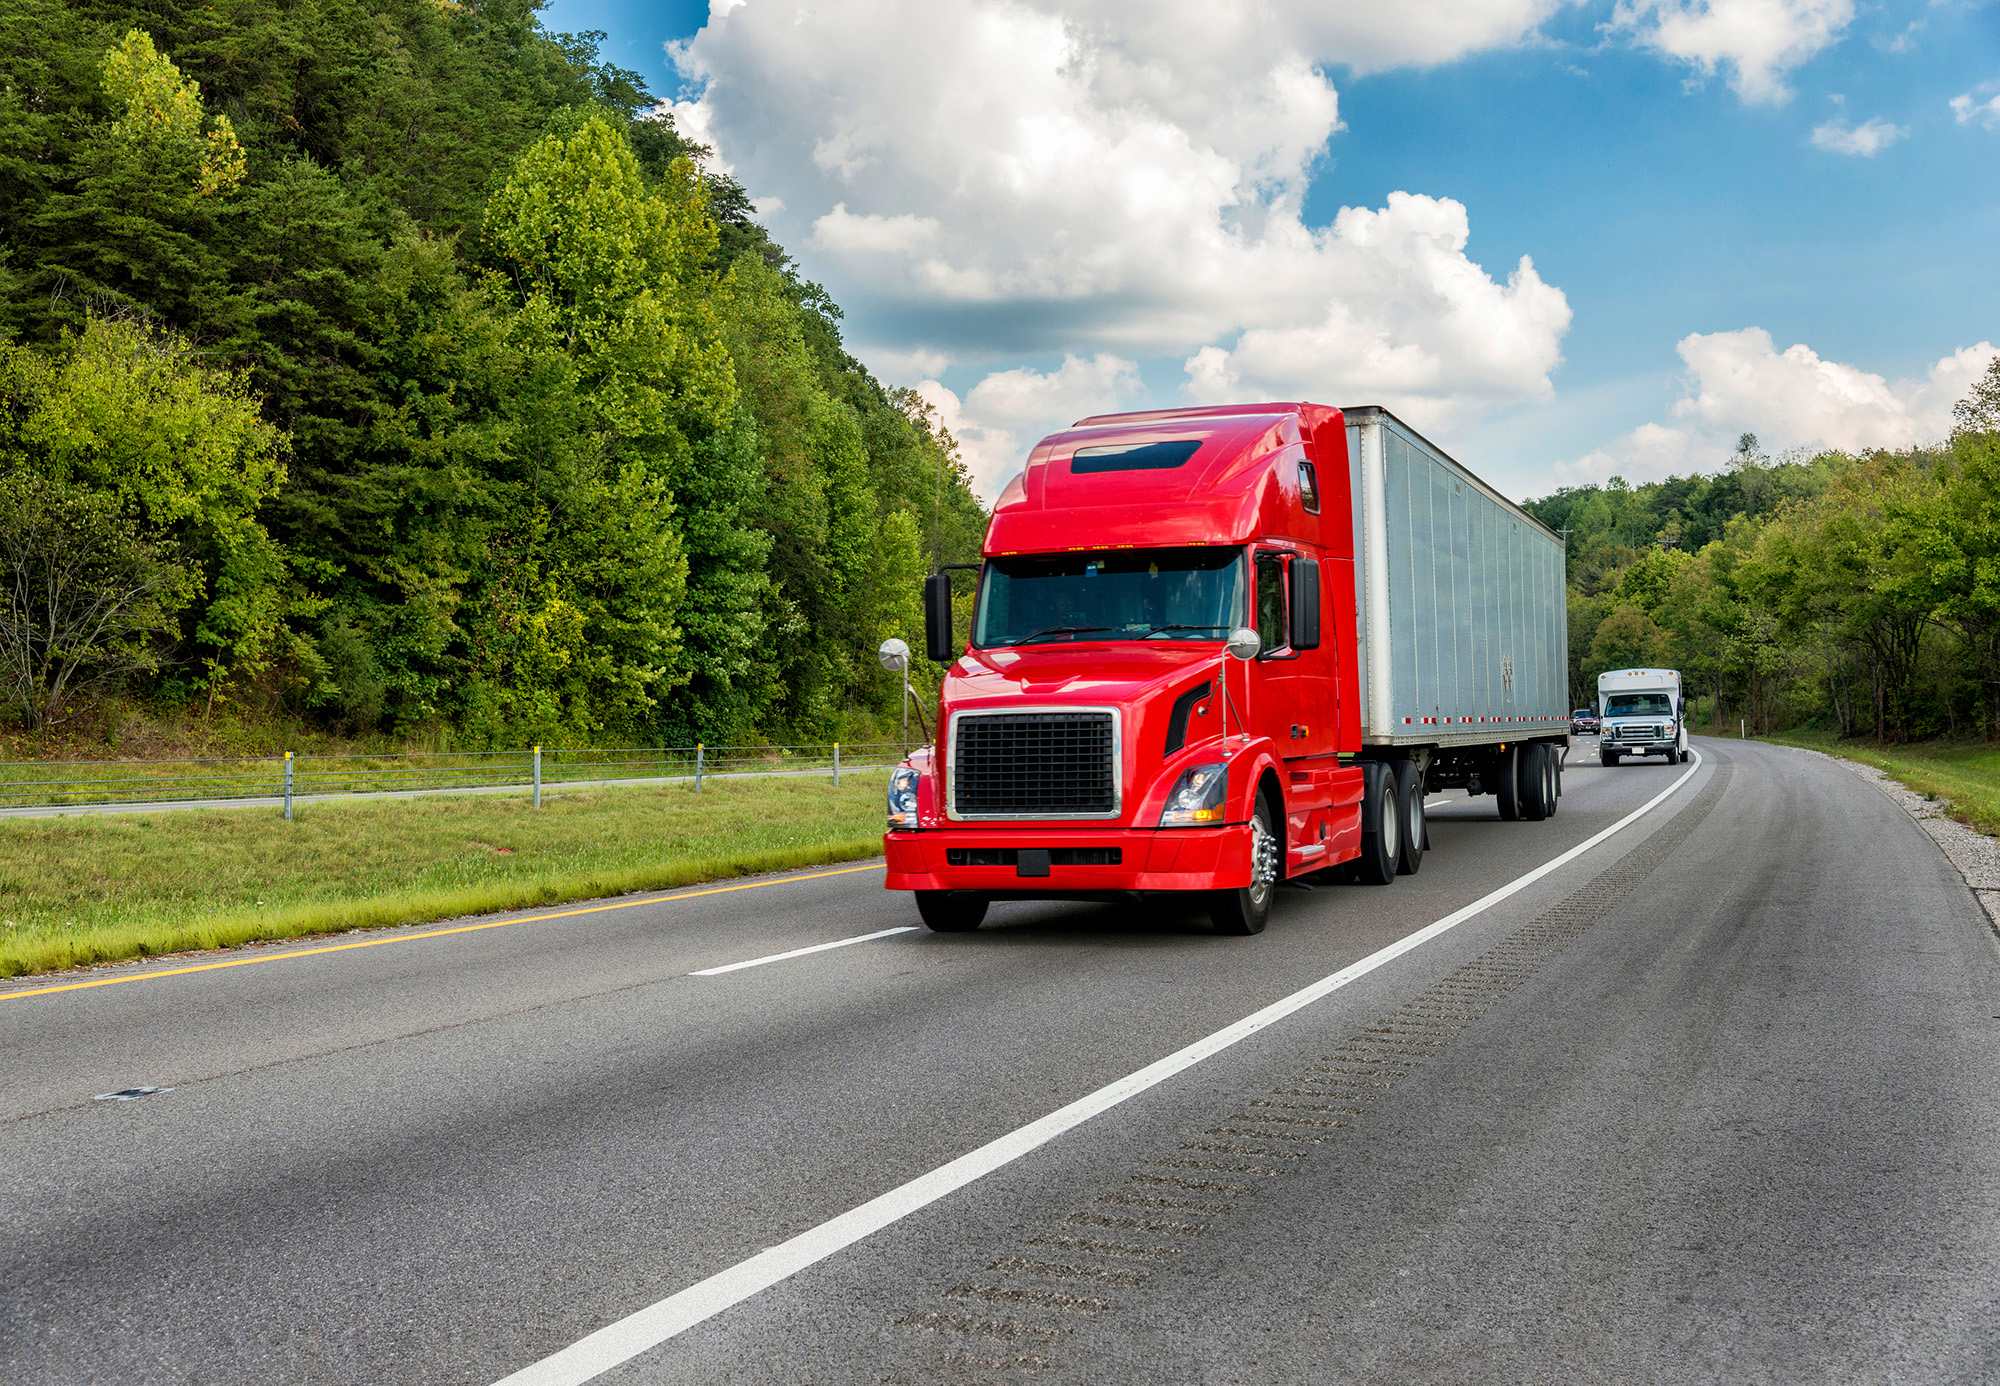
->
[1394,759,1425,875]
[1355,767,1400,885]
[915,891,988,932]
[1211,791,1281,934]
[1496,744,1522,821]
[1521,743,1550,821]
[1600,748,1620,767]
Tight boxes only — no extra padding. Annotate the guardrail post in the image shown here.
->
[533,745,542,808]
[695,742,705,793]
[833,741,840,787]
[283,751,293,821]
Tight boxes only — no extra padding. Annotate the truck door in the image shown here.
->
[1252,546,1338,864]
[1251,547,1332,756]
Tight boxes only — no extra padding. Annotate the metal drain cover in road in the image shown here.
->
[92,1087,172,1102]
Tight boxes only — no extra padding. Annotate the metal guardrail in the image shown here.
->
[0,742,913,815]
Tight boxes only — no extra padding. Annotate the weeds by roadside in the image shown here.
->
[0,773,888,979]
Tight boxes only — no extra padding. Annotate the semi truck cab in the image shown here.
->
[884,402,1571,937]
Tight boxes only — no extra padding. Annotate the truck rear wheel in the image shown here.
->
[1210,793,1280,934]
[915,891,988,932]
[1495,744,1522,821]
[1521,743,1550,821]
[1355,768,1400,885]
[1395,760,1425,875]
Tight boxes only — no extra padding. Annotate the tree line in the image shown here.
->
[0,0,986,748]
[1522,364,2000,743]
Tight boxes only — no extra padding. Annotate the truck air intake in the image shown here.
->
[950,710,1119,818]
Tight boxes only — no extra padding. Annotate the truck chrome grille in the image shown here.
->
[950,711,1118,818]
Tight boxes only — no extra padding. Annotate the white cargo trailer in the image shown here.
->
[1336,407,1569,818]
[1343,405,1568,736]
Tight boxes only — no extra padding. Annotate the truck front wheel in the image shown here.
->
[1210,793,1281,934]
[1600,748,1620,767]
[915,891,988,932]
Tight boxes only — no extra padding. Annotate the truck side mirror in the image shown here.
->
[923,572,954,663]
[1289,558,1321,650]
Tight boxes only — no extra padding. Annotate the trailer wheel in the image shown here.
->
[1521,744,1550,821]
[1495,744,1522,821]
[1355,768,1400,885]
[915,891,988,932]
[1395,760,1425,875]
[1211,792,1280,934]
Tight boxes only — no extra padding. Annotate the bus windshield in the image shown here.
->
[973,547,1245,647]
[1606,692,1674,717]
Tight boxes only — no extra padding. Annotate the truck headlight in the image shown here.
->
[1159,763,1227,827]
[887,766,920,828]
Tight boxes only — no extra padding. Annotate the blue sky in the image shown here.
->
[544,0,2000,499]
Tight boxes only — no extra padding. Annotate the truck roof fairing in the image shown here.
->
[984,403,1349,558]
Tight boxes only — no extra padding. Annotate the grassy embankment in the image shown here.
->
[0,773,888,979]
[1761,730,2000,837]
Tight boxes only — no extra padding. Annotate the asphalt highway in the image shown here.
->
[3,738,1996,1384]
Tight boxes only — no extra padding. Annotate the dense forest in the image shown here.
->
[1522,362,2000,744]
[0,0,987,751]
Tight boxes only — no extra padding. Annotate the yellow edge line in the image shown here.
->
[0,864,886,1003]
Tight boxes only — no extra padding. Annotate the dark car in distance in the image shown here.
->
[1571,707,1599,735]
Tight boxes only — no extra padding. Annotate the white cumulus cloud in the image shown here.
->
[1951,90,2000,128]
[1561,331,2000,484]
[1610,0,1855,104]
[1672,328,1994,453]
[1553,422,1696,485]
[914,354,1143,495]
[1809,116,1905,155]
[669,0,1579,496]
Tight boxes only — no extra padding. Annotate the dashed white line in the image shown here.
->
[491,752,1704,1386]
[691,927,921,976]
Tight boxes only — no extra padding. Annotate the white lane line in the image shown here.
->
[691,927,921,976]
[493,752,1705,1386]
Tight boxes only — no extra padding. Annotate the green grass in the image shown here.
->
[0,772,889,979]
[1761,730,2000,837]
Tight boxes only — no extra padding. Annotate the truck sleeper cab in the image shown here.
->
[884,403,1570,936]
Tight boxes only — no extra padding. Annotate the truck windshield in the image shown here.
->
[973,547,1245,647]
[1606,693,1673,717]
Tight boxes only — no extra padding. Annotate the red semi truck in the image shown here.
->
[882,402,1570,935]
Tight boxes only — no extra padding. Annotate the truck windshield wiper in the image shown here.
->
[1139,624,1229,639]
[1010,625,1111,645]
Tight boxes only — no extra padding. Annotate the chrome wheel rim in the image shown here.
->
[1406,783,1424,851]
[1380,782,1399,863]
[1248,809,1280,908]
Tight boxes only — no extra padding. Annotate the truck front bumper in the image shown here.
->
[884,826,1253,894]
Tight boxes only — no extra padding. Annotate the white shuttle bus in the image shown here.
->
[1597,667,1687,765]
